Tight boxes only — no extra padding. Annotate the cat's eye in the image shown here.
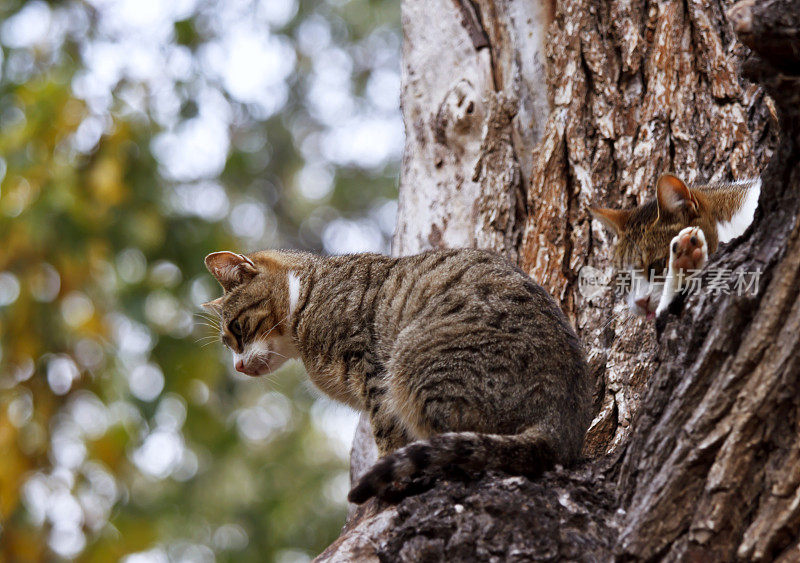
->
[230,320,242,337]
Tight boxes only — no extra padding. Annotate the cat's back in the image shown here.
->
[374,249,584,371]
[374,249,590,447]
[383,249,569,330]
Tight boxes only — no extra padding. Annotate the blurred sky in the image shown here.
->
[0,0,402,560]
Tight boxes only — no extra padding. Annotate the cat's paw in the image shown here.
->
[655,227,708,317]
[670,226,708,272]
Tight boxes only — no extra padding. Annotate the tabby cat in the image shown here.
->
[203,248,592,503]
[590,173,761,317]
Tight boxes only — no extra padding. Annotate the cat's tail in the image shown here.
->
[347,426,561,504]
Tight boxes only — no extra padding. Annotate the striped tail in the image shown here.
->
[347,427,558,504]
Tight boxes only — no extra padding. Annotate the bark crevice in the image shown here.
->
[452,0,490,51]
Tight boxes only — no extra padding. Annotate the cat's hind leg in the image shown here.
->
[363,375,413,456]
[656,226,708,316]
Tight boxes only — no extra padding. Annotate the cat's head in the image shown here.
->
[202,251,300,376]
[590,174,718,317]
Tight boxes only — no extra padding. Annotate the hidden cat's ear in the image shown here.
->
[656,174,698,215]
[205,251,258,292]
[201,296,223,315]
[589,207,630,236]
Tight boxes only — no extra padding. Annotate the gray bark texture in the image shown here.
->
[321,0,800,560]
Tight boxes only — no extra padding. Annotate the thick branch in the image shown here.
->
[319,468,618,561]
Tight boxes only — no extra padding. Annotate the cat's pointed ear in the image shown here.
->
[589,207,630,236]
[204,251,258,292]
[656,174,698,215]
[201,297,223,315]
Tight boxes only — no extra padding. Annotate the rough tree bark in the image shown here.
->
[319,0,799,560]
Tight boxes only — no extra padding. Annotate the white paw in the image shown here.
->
[670,227,708,272]
[656,227,708,316]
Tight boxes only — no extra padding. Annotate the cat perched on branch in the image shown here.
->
[202,248,592,503]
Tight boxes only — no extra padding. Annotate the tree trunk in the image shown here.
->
[348,0,552,503]
[320,0,800,560]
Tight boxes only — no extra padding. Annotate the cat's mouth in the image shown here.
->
[631,293,658,319]
[234,356,272,377]
[231,337,297,376]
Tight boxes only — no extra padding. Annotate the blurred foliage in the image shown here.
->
[0,0,399,560]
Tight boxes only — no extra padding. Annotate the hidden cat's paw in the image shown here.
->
[671,226,708,272]
[656,227,708,317]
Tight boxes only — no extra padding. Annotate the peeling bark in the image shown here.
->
[392,0,550,259]
[328,0,800,560]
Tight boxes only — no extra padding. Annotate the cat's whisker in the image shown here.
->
[194,333,220,342]
[195,322,221,332]
[588,306,630,347]
[195,310,219,318]
[195,329,220,337]
[599,308,626,332]
[194,328,220,336]
[195,330,220,337]
[261,314,289,341]
[194,336,220,344]
[194,312,221,325]
[195,312,218,322]
[194,334,219,341]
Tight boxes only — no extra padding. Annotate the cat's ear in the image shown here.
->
[201,297,223,315]
[589,207,630,236]
[656,174,698,215]
[205,251,258,292]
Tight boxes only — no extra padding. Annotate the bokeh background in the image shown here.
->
[0,0,400,560]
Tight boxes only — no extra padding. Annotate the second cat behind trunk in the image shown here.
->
[203,248,592,504]
[590,174,761,318]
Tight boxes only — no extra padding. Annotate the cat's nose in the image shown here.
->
[635,297,650,311]
[235,359,245,373]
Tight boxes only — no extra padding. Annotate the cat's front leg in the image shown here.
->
[656,226,708,316]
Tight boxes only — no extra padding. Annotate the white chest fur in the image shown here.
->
[287,271,300,314]
[716,178,761,243]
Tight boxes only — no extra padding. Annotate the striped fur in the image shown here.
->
[347,427,557,504]
[590,174,761,316]
[204,248,592,504]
